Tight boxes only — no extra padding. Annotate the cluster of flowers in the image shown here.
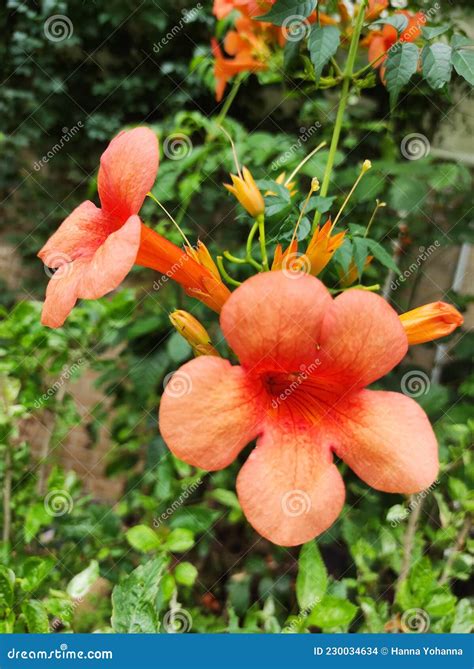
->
[39,128,463,546]
[211,0,424,99]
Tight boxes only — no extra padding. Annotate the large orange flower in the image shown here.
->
[363,10,424,77]
[160,272,439,546]
[38,128,229,327]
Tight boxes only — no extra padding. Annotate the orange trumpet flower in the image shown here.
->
[38,128,230,327]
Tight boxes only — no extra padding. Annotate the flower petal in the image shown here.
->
[318,290,408,392]
[38,201,108,267]
[330,389,439,493]
[237,421,345,546]
[98,127,159,219]
[220,271,332,374]
[159,357,263,470]
[40,215,141,327]
[77,214,141,299]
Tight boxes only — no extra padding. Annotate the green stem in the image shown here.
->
[211,73,246,139]
[257,214,269,271]
[223,251,247,265]
[312,0,368,231]
[216,256,242,287]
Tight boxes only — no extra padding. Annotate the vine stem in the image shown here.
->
[312,0,368,231]
[257,214,269,271]
[396,495,426,591]
[439,515,472,585]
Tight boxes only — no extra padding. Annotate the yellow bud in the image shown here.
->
[362,159,372,173]
[224,166,265,218]
[169,310,212,350]
[311,178,320,192]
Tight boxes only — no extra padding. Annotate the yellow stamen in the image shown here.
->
[331,159,372,232]
[147,192,193,249]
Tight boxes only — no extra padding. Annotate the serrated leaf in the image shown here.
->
[421,25,450,41]
[308,26,340,83]
[422,43,452,89]
[451,35,474,85]
[296,541,328,611]
[22,600,49,633]
[111,556,169,633]
[385,42,419,106]
[255,0,317,25]
[373,15,408,34]
[365,239,399,273]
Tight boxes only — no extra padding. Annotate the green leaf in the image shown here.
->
[385,42,419,106]
[209,488,241,510]
[421,25,450,41]
[22,600,49,633]
[111,556,169,633]
[20,557,55,593]
[284,38,301,71]
[307,595,357,630]
[67,560,100,599]
[365,239,399,273]
[126,525,162,553]
[308,26,340,83]
[352,237,369,277]
[451,599,474,633]
[174,562,198,587]
[165,528,195,553]
[24,502,51,543]
[296,541,328,611]
[422,43,452,89]
[373,15,409,34]
[306,195,335,214]
[256,0,317,26]
[451,35,474,86]
[0,566,15,612]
